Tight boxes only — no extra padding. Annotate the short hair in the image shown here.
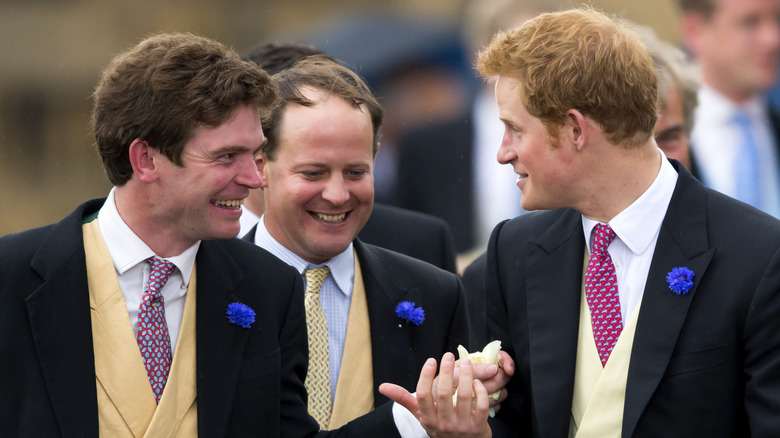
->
[477,8,658,147]
[262,55,384,161]
[92,32,278,186]
[641,28,700,137]
[244,42,337,76]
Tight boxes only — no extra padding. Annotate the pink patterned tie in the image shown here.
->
[584,224,622,366]
[137,256,176,403]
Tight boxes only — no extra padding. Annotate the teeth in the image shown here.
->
[213,199,244,208]
[313,212,346,223]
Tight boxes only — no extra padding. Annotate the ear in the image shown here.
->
[563,109,588,152]
[128,139,159,184]
[256,153,269,188]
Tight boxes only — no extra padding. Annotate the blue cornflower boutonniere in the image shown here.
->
[226,302,255,328]
[666,267,695,295]
[396,301,425,326]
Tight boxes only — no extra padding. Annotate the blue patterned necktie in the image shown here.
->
[303,266,332,429]
[733,110,762,209]
[583,224,622,366]
[137,256,176,404]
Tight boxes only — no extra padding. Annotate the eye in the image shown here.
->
[346,169,367,179]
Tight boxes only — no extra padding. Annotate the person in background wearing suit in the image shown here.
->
[680,0,780,217]
[0,33,405,437]
[385,7,780,437]
[247,55,512,435]
[240,42,458,274]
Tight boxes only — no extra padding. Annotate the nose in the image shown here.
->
[496,127,517,165]
[322,174,349,205]
[236,154,262,189]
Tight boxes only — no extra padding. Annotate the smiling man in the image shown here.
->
[0,33,391,437]
[246,56,511,435]
[385,7,780,437]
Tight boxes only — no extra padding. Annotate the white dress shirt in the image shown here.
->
[97,188,199,354]
[690,84,780,217]
[581,151,678,324]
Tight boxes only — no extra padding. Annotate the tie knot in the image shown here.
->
[591,224,616,255]
[146,257,176,293]
[304,266,330,294]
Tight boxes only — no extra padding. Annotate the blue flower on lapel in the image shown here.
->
[666,267,695,295]
[226,302,255,328]
[396,301,425,326]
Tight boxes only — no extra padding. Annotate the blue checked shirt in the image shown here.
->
[253,216,354,402]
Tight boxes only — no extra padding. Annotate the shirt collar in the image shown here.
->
[698,83,768,121]
[97,187,199,285]
[582,150,678,255]
[254,215,354,297]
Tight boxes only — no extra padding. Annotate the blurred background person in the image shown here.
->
[679,0,780,217]
[640,26,700,172]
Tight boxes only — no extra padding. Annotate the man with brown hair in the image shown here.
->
[680,0,780,217]
[385,7,780,437]
[0,33,399,437]
[251,55,512,435]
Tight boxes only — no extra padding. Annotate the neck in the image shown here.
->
[701,68,757,104]
[577,140,662,223]
[114,184,193,258]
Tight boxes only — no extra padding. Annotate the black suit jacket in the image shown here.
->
[485,162,780,437]
[353,239,471,404]
[359,203,457,274]
[396,119,475,252]
[0,199,397,437]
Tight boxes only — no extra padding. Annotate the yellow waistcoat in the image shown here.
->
[324,250,375,430]
[569,254,642,438]
[83,220,198,437]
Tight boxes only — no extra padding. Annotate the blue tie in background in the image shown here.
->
[732,111,762,209]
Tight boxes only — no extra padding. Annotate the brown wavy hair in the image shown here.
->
[92,32,278,185]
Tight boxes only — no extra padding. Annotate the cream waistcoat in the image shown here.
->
[83,219,198,437]
[325,250,374,430]
[569,255,642,438]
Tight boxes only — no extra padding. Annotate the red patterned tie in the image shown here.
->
[584,224,622,366]
[137,256,176,403]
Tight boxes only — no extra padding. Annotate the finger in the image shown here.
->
[472,379,492,426]
[498,351,516,376]
[455,359,475,419]
[434,352,456,423]
[378,383,419,415]
[415,357,438,418]
[471,362,498,381]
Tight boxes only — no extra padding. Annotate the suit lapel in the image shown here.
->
[195,241,250,436]
[623,166,714,437]
[25,200,103,437]
[356,241,422,404]
[525,209,586,438]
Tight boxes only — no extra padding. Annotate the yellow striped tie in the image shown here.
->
[304,266,331,428]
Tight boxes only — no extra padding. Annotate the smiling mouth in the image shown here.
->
[212,199,244,209]
[311,212,347,223]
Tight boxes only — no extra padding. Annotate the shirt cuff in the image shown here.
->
[392,400,429,437]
